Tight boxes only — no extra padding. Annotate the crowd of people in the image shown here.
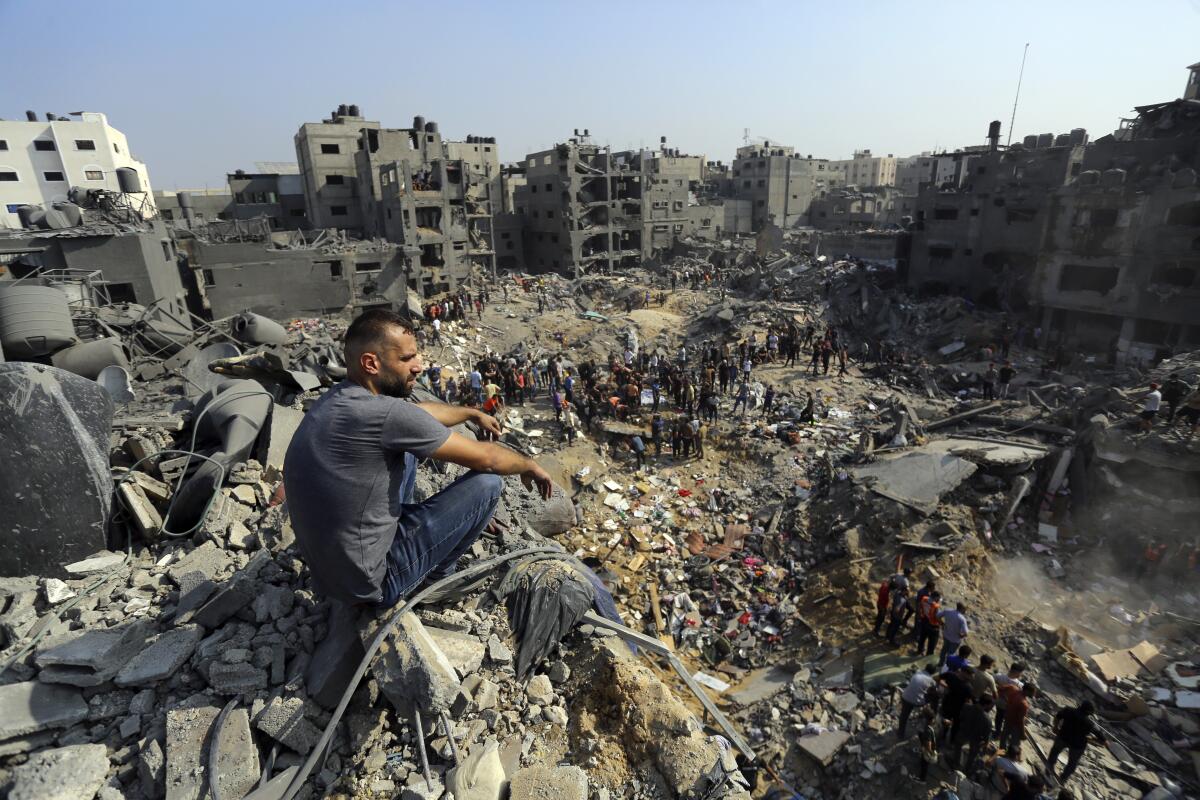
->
[877,567,1105,798]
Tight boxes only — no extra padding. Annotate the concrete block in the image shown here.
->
[304,601,364,709]
[166,542,232,586]
[188,551,271,628]
[0,680,89,739]
[165,705,260,800]
[796,730,851,767]
[508,765,588,800]
[525,674,554,706]
[254,696,323,753]
[265,405,304,473]
[727,665,792,706]
[5,743,109,800]
[64,552,125,576]
[138,738,166,800]
[35,620,152,686]
[370,612,460,714]
[116,624,204,687]
[208,662,268,695]
[426,626,486,677]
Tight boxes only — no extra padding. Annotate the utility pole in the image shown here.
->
[1007,43,1030,147]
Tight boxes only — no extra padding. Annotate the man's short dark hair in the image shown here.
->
[344,308,413,359]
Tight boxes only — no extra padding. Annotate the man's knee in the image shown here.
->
[473,472,504,503]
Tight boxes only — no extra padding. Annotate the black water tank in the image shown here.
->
[987,120,1002,140]
[338,104,349,116]
[116,167,142,193]
[425,121,438,133]
[25,110,37,121]
[349,104,360,116]
[413,115,426,131]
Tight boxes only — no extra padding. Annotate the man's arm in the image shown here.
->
[418,401,502,437]
[430,431,553,498]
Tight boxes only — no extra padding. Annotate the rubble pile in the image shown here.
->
[2,237,1199,800]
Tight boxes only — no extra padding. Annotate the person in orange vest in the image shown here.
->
[873,578,891,636]
[1136,539,1169,578]
[915,591,942,657]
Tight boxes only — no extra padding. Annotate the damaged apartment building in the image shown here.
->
[907,62,1200,362]
[730,141,837,231]
[513,130,729,276]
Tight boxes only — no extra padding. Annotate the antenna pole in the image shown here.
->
[1007,43,1030,147]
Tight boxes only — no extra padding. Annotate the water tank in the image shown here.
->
[41,208,73,229]
[1068,128,1088,147]
[1036,133,1054,149]
[116,167,142,193]
[987,120,1002,140]
[68,186,91,205]
[25,110,37,121]
[488,137,495,144]
[50,201,83,227]
[337,104,349,116]
[50,337,129,380]
[0,283,78,359]
[425,121,438,133]
[46,113,56,121]
[16,206,38,228]
[177,191,193,208]
[413,115,426,131]
[1054,134,1069,147]
[349,104,360,116]
[1023,135,1039,148]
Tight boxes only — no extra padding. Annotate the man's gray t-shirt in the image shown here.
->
[284,381,450,603]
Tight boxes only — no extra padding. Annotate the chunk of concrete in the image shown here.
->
[525,674,555,705]
[138,738,166,800]
[5,743,109,800]
[265,404,304,473]
[166,541,232,586]
[426,626,486,678]
[207,661,268,694]
[254,696,323,753]
[447,738,505,800]
[34,620,152,686]
[0,681,89,739]
[508,765,588,800]
[369,611,460,714]
[63,553,125,576]
[521,483,577,537]
[797,730,851,767]
[166,705,260,800]
[305,600,365,709]
[116,624,204,687]
[187,551,271,628]
[727,665,793,706]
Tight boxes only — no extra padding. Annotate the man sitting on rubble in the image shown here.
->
[284,309,554,608]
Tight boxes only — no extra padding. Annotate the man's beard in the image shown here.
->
[378,372,412,398]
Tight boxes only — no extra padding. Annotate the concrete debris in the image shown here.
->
[508,765,588,800]
[165,704,259,800]
[114,624,203,687]
[253,696,324,753]
[4,743,109,800]
[0,681,89,740]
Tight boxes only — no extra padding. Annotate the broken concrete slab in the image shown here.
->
[727,664,793,706]
[165,704,260,800]
[508,765,588,800]
[166,541,232,586]
[265,404,305,473]
[138,738,166,800]
[796,730,851,767]
[851,449,978,515]
[253,695,323,753]
[34,620,152,686]
[63,552,126,576]
[115,624,204,687]
[369,611,460,715]
[5,743,109,800]
[425,626,486,678]
[187,550,271,628]
[0,680,89,739]
[207,661,268,694]
[863,650,930,692]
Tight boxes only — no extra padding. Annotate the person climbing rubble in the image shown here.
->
[1044,700,1106,787]
[284,308,553,608]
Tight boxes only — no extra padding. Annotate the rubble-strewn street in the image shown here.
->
[2,224,1199,800]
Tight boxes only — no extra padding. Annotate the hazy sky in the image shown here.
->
[3,0,1197,189]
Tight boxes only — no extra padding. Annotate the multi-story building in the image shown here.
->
[895,154,937,194]
[154,188,234,229]
[227,165,308,230]
[730,142,835,230]
[828,149,897,189]
[514,132,644,276]
[0,111,156,228]
[809,186,909,230]
[294,104,380,233]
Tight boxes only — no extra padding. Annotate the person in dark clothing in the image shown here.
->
[1001,773,1048,800]
[650,415,665,457]
[809,341,822,376]
[937,666,975,744]
[998,361,1017,400]
[1044,701,1105,786]
[915,707,938,783]
[1162,372,1191,421]
[953,694,994,775]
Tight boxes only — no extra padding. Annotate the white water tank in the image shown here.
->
[0,283,78,359]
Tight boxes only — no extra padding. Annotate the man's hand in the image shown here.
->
[521,464,555,500]
[475,410,503,438]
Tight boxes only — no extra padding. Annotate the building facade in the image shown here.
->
[1,111,156,228]
[828,149,897,189]
[294,105,380,233]
[730,142,835,230]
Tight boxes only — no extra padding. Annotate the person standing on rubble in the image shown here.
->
[873,576,892,636]
[1178,386,1200,437]
[886,585,910,645]
[998,361,1016,400]
[915,706,939,783]
[898,664,937,738]
[954,694,994,775]
[1137,382,1162,432]
[1044,700,1105,787]
[690,416,704,459]
[983,363,998,400]
[651,414,665,458]
[733,381,751,418]
[999,680,1037,757]
[937,664,975,744]
[993,662,1026,738]
[937,602,970,667]
[761,385,776,418]
[284,309,554,609]
[909,578,934,632]
[820,338,832,375]
[1162,372,1191,421]
[629,433,647,471]
[971,654,997,702]
[916,590,942,656]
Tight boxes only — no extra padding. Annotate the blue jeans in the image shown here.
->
[939,637,961,667]
[378,453,503,607]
